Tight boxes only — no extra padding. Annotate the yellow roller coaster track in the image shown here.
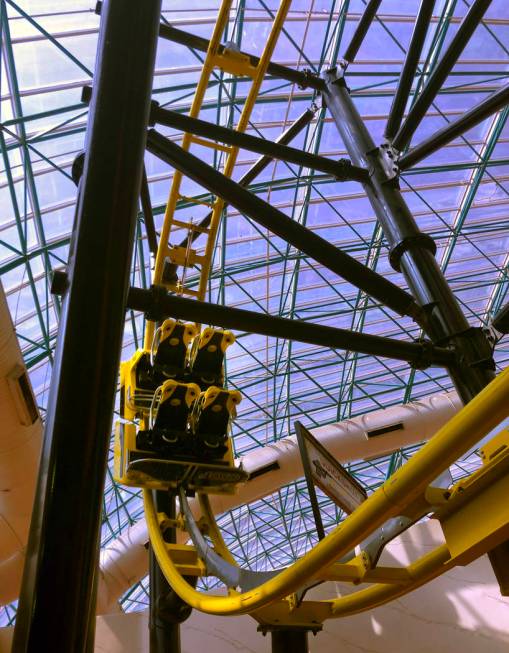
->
[144,0,292,350]
[142,0,509,631]
[145,365,509,624]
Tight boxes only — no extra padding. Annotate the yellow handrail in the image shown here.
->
[144,364,509,617]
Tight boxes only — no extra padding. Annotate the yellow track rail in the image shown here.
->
[142,0,509,626]
[144,0,292,349]
[145,364,509,618]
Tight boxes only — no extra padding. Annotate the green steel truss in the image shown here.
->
[1,0,509,621]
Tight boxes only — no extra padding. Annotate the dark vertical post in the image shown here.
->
[149,492,192,653]
[384,0,435,141]
[322,70,495,403]
[271,629,309,653]
[12,1,162,651]
[321,69,509,593]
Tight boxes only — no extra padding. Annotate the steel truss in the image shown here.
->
[5,1,506,648]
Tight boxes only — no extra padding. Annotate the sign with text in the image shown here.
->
[296,421,367,514]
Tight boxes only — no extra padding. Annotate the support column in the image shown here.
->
[149,491,193,653]
[12,1,161,651]
[322,68,509,593]
[271,629,309,653]
[322,70,495,403]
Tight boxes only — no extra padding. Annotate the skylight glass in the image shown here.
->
[1,0,508,624]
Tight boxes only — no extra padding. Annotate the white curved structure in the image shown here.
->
[97,389,462,613]
[0,282,42,606]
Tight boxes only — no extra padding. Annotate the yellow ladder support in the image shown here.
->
[189,135,233,154]
[196,0,292,302]
[145,0,292,349]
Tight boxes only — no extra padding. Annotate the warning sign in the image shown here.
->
[296,421,367,514]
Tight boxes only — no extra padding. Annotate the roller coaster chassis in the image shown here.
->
[12,1,509,652]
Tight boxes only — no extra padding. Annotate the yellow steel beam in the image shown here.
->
[321,561,411,585]
[329,545,453,618]
[195,0,292,302]
[164,543,207,578]
[189,135,233,153]
[435,428,509,565]
[144,0,292,349]
[144,0,234,349]
[212,47,258,78]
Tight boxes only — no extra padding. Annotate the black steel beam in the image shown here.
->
[165,107,315,281]
[322,70,496,401]
[393,0,492,152]
[78,103,315,266]
[141,165,158,255]
[343,0,382,64]
[158,22,325,91]
[97,0,322,91]
[146,128,423,322]
[399,81,509,169]
[12,1,161,651]
[384,0,435,141]
[236,108,316,184]
[151,104,369,183]
[127,286,453,367]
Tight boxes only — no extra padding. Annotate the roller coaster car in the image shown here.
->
[191,386,242,455]
[120,349,158,421]
[113,420,247,494]
[152,319,198,379]
[189,327,235,386]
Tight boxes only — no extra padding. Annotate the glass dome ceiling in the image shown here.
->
[1,0,509,623]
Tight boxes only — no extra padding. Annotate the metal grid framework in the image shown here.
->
[1,0,509,622]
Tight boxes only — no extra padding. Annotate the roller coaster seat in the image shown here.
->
[120,349,158,421]
[189,327,236,385]
[152,319,198,378]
